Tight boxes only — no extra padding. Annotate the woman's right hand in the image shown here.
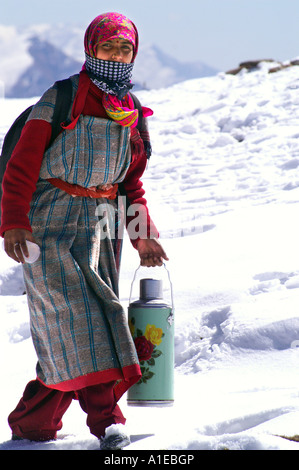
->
[3,229,36,264]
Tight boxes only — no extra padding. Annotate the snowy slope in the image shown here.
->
[1,62,299,450]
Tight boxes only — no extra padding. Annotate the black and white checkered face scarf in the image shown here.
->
[85,53,134,99]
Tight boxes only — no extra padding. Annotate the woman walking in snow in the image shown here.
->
[0,12,168,450]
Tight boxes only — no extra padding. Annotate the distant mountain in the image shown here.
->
[0,24,218,98]
[7,36,82,98]
[133,44,218,90]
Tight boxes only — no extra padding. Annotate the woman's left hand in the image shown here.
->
[137,238,169,267]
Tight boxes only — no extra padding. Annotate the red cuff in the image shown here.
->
[37,364,142,402]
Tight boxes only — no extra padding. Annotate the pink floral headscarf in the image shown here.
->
[84,12,139,62]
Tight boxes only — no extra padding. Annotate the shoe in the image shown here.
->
[100,424,131,450]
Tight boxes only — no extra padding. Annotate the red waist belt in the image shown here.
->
[47,178,118,200]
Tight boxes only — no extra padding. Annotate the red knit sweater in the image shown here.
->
[0,80,157,247]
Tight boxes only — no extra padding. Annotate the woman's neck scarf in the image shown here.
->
[85,53,134,99]
[84,53,138,127]
[83,12,145,128]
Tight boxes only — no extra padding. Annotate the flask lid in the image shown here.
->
[140,278,163,300]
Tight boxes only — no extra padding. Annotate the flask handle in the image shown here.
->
[129,263,175,315]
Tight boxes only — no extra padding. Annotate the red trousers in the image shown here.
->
[8,379,126,441]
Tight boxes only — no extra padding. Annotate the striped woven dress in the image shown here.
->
[22,74,142,397]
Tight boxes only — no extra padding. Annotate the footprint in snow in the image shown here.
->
[250,271,299,295]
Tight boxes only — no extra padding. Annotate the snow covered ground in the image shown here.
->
[1,62,299,450]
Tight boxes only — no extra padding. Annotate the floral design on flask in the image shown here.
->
[129,318,164,383]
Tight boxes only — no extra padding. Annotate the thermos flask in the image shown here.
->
[127,267,174,407]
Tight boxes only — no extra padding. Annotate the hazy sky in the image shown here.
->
[2,0,299,71]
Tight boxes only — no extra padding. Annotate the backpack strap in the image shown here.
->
[49,78,73,146]
[129,92,143,133]
[129,92,152,160]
